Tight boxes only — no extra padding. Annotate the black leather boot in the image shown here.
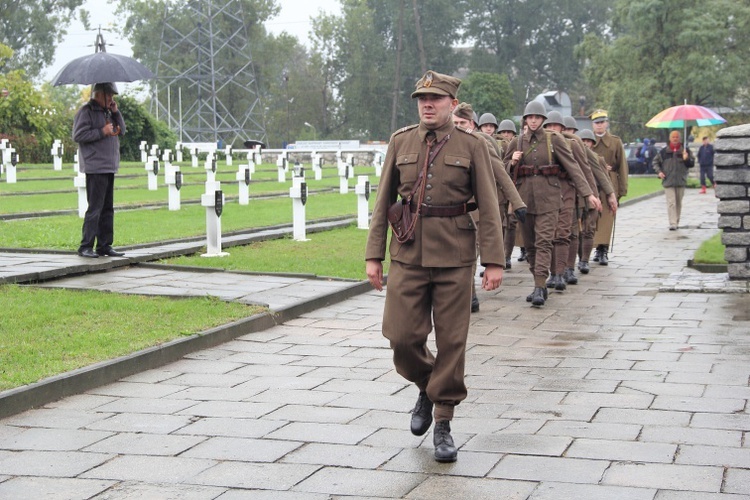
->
[563,268,578,285]
[433,420,458,462]
[554,274,567,291]
[546,274,556,288]
[531,287,547,306]
[471,295,479,313]
[518,247,527,262]
[578,261,590,274]
[593,246,601,262]
[599,247,609,266]
[410,391,433,436]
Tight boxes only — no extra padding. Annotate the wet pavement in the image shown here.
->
[1,189,749,499]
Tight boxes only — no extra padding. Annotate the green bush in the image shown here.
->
[117,95,177,162]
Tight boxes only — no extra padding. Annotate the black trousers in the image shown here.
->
[79,173,115,252]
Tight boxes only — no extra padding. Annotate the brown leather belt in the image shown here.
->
[410,201,478,217]
[517,164,560,177]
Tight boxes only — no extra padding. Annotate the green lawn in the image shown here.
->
[693,231,727,264]
[0,286,262,391]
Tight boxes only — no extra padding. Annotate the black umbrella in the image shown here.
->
[51,32,154,86]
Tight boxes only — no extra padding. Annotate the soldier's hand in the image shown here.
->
[607,193,618,214]
[606,164,613,171]
[482,264,503,291]
[587,194,602,212]
[514,207,527,224]
[366,259,384,292]
[511,151,522,163]
[657,172,666,179]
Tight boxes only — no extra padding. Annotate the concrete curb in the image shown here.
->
[0,279,372,419]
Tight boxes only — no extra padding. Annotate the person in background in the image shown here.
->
[697,136,715,193]
[73,82,127,259]
[653,130,694,230]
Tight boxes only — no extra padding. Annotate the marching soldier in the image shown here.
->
[453,102,525,304]
[366,71,504,462]
[591,109,628,265]
[478,112,499,137]
[542,111,599,290]
[503,101,600,306]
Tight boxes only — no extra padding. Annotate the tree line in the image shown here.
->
[2,0,750,154]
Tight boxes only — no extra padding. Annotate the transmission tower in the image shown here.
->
[153,0,266,146]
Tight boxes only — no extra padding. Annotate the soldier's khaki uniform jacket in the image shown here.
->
[366,119,504,268]
[476,130,526,212]
[593,131,628,198]
[503,128,593,215]
[586,148,616,196]
[561,132,598,210]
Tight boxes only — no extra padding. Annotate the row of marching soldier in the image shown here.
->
[365,70,629,463]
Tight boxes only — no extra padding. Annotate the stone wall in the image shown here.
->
[714,124,750,280]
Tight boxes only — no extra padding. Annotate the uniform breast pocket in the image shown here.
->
[443,155,471,187]
[396,153,420,185]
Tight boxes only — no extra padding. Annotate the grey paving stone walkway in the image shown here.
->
[1,189,750,499]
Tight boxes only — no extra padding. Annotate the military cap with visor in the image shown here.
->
[453,102,475,122]
[590,109,609,123]
[411,70,461,99]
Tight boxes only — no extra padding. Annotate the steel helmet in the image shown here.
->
[563,116,578,130]
[472,112,480,126]
[523,100,547,119]
[478,113,498,127]
[577,129,596,142]
[498,119,517,134]
[543,110,565,128]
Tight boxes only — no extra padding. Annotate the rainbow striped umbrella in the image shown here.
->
[645,104,726,129]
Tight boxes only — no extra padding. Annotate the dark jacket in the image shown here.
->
[697,143,715,167]
[73,100,126,174]
[653,145,694,188]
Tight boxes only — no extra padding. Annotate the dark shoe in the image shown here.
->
[599,249,609,266]
[578,261,590,274]
[77,248,99,258]
[471,296,480,313]
[593,247,601,262]
[517,248,527,262]
[554,274,567,291]
[563,268,578,285]
[546,274,556,288]
[97,247,125,257]
[505,258,511,270]
[531,287,547,306]
[433,420,457,463]
[410,391,433,436]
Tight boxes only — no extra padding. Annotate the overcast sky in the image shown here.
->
[44,0,341,83]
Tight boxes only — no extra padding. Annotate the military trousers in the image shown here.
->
[567,204,584,268]
[552,181,576,275]
[383,261,473,421]
[504,211,519,261]
[664,186,686,227]
[521,211,559,287]
[581,206,600,263]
